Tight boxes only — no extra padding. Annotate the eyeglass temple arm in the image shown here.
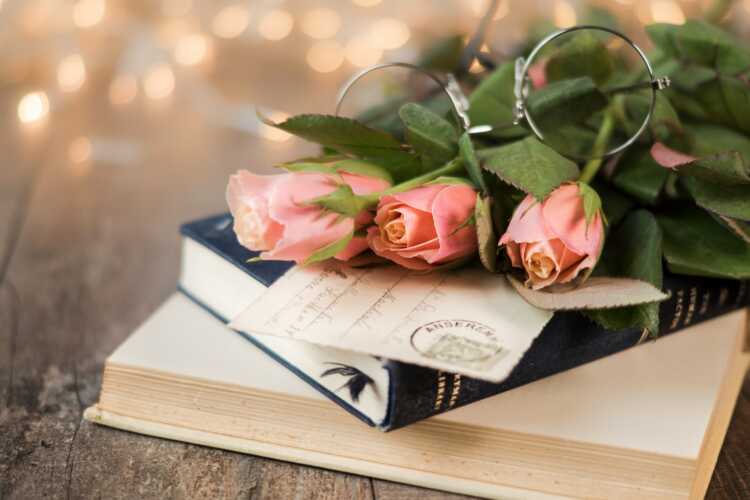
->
[605,77,672,96]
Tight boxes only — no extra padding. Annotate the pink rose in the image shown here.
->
[366,183,478,271]
[226,170,390,264]
[499,184,604,290]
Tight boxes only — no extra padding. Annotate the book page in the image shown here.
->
[229,263,553,382]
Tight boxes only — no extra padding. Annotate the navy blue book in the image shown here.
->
[179,213,749,431]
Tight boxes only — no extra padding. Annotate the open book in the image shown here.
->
[86,293,749,499]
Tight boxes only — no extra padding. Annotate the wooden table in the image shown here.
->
[1,57,749,499]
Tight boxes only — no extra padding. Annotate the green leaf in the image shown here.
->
[480,137,580,200]
[525,77,608,131]
[658,204,750,279]
[306,185,370,218]
[586,210,663,335]
[692,77,750,134]
[475,194,497,272]
[646,21,750,75]
[264,113,421,182]
[303,233,354,265]
[279,156,394,184]
[418,34,465,72]
[459,132,488,194]
[545,31,615,86]
[681,177,750,221]
[676,152,750,185]
[577,182,602,228]
[688,124,750,161]
[613,148,670,205]
[467,62,527,139]
[399,103,458,165]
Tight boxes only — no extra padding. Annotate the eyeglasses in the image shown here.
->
[336,25,671,161]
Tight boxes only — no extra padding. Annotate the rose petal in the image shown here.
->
[366,227,437,271]
[263,212,353,264]
[542,184,603,257]
[335,234,370,261]
[650,142,697,169]
[428,184,478,263]
[268,173,338,225]
[390,184,446,212]
[395,205,438,247]
[500,194,555,245]
[340,172,391,195]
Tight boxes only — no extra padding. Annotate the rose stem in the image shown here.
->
[358,157,465,206]
[578,110,615,185]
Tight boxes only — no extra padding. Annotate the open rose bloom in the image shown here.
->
[500,184,604,290]
[367,183,478,270]
[227,170,390,264]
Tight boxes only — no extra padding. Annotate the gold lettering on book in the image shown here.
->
[670,289,684,330]
[434,371,447,410]
[684,287,698,326]
[699,291,711,316]
[719,288,729,307]
[735,281,747,306]
[448,374,462,408]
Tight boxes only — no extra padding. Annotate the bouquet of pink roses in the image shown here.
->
[226,15,750,337]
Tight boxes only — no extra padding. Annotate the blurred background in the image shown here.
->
[2,0,749,187]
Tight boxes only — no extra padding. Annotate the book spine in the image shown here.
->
[382,276,749,431]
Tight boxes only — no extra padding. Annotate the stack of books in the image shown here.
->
[87,213,750,499]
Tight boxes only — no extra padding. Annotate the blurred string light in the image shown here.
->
[57,54,87,92]
[368,18,410,50]
[651,0,686,23]
[553,0,577,28]
[143,64,175,99]
[257,9,294,41]
[351,0,382,6]
[345,36,383,68]
[109,74,138,106]
[301,8,341,39]
[307,40,345,73]
[72,0,106,28]
[174,33,210,66]
[18,92,50,124]
[212,3,250,39]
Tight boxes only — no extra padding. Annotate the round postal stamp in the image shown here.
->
[410,319,507,370]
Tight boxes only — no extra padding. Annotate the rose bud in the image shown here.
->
[499,184,604,290]
[366,182,478,271]
[226,170,390,264]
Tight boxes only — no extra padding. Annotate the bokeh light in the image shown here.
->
[174,34,210,66]
[306,40,345,73]
[301,8,341,39]
[368,18,410,50]
[651,0,686,23]
[69,136,93,164]
[161,0,191,17]
[18,92,50,124]
[553,0,577,28]
[345,36,382,67]
[352,0,381,6]
[57,54,87,93]
[72,0,106,28]
[258,9,294,41]
[143,64,175,100]
[260,111,292,142]
[212,4,250,39]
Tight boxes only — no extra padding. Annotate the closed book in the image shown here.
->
[86,293,750,499]
[179,213,750,431]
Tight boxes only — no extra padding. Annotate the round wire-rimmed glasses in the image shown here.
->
[336,25,671,161]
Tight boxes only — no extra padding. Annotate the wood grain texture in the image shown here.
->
[0,75,748,500]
